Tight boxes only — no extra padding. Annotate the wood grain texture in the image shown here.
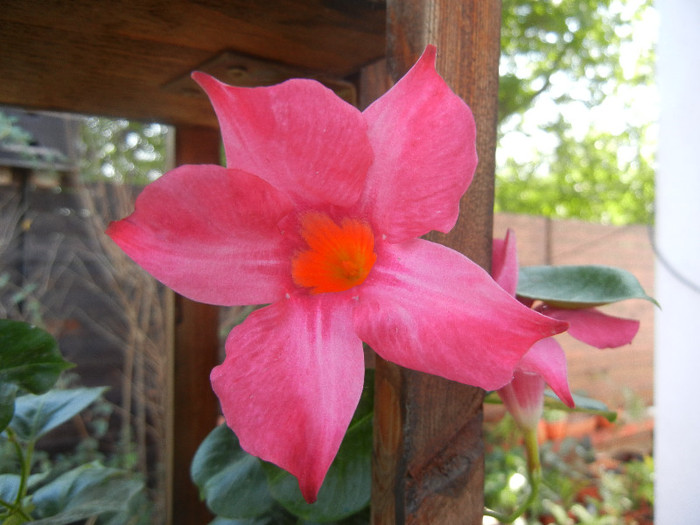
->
[0,0,385,125]
[166,126,222,525]
[372,1,502,523]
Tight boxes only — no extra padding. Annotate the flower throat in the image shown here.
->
[291,212,377,294]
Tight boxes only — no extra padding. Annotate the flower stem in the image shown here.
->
[483,427,542,523]
[3,428,34,522]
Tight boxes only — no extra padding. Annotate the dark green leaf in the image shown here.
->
[209,518,280,525]
[299,507,371,524]
[0,319,73,395]
[352,366,374,425]
[10,387,106,442]
[29,462,142,524]
[517,265,658,308]
[265,414,372,522]
[191,425,275,519]
[0,382,18,432]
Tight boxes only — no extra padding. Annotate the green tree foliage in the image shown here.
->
[78,118,170,185]
[497,0,656,224]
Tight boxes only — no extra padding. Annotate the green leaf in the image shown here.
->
[191,425,275,519]
[517,265,658,308]
[209,518,278,525]
[10,387,106,442]
[0,382,18,432]
[0,513,29,525]
[265,413,372,522]
[299,508,371,524]
[0,320,73,431]
[192,373,375,523]
[0,477,31,525]
[544,391,618,422]
[28,462,142,524]
[352,367,374,425]
[0,473,21,503]
[0,319,73,393]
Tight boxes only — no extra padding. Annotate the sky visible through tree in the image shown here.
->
[495,0,657,225]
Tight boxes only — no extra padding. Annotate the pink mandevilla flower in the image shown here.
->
[492,229,640,430]
[107,46,566,502]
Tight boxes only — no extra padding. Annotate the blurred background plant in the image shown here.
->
[0,111,172,522]
[484,411,654,524]
[0,319,145,524]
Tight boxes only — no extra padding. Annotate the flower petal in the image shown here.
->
[492,229,519,296]
[353,239,568,391]
[498,371,545,431]
[210,295,365,503]
[193,72,373,208]
[106,164,294,305]
[541,307,640,349]
[518,338,574,408]
[360,45,478,242]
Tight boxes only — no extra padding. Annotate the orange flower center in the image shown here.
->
[291,212,377,294]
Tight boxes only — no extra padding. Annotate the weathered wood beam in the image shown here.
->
[166,126,221,525]
[0,1,385,126]
[371,1,502,523]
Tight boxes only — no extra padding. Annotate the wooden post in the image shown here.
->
[371,1,502,523]
[166,125,221,525]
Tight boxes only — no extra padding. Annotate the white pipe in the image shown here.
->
[655,1,700,522]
